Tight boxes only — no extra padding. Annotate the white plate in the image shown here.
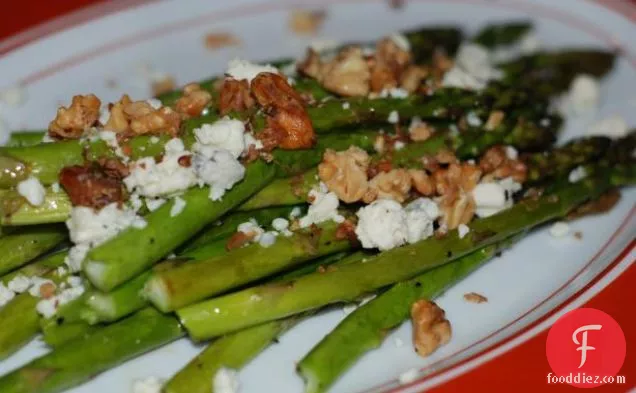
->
[0,1,634,392]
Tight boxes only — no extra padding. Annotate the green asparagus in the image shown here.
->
[0,225,66,275]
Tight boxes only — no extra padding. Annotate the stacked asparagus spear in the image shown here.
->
[0,21,632,393]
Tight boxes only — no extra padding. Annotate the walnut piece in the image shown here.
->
[363,168,412,203]
[479,146,527,183]
[289,9,326,35]
[408,121,434,142]
[39,282,57,299]
[463,292,488,303]
[409,169,435,196]
[48,94,101,139]
[411,300,451,357]
[174,83,213,119]
[252,72,315,150]
[317,47,371,97]
[204,32,241,50]
[439,191,476,230]
[219,78,254,115]
[400,65,429,93]
[485,110,505,131]
[105,95,181,137]
[318,146,370,203]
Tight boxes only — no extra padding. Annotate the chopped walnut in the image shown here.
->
[317,47,371,97]
[151,76,176,96]
[463,292,488,303]
[318,146,370,203]
[479,146,527,183]
[433,163,481,197]
[409,169,435,196]
[204,32,241,50]
[105,95,181,137]
[484,110,505,131]
[226,231,254,251]
[59,163,127,209]
[174,83,213,118]
[375,37,411,75]
[439,191,476,230]
[252,72,315,150]
[48,94,101,139]
[335,219,358,244]
[369,64,398,93]
[363,168,412,203]
[289,9,326,35]
[411,300,451,357]
[297,49,322,80]
[400,65,429,93]
[219,78,254,115]
[409,121,434,142]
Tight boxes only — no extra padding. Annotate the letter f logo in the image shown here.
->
[572,324,602,368]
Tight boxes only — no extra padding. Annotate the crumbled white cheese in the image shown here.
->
[355,199,408,251]
[389,33,411,51]
[145,198,166,212]
[298,183,344,228]
[36,284,85,318]
[309,39,340,53]
[458,224,470,239]
[193,118,247,159]
[472,177,521,217]
[193,148,245,201]
[124,138,198,197]
[98,106,111,126]
[568,166,587,183]
[56,266,67,277]
[67,275,83,288]
[213,367,240,393]
[169,196,186,217]
[0,85,26,107]
[387,110,399,124]
[17,176,46,206]
[64,203,146,272]
[146,98,163,110]
[258,231,278,248]
[404,198,440,244]
[549,221,570,238]
[466,111,482,127]
[243,132,264,152]
[505,146,518,160]
[398,368,419,384]
[289,207,303,218]
[559,74,599,116]
[587,115,628,139]
[394,140,406,150]
[149,136,160,144]
[132,376,164,393]
[0,283,15,307]
[226,59,278,84]
[238,219,265,240]
[0,117,9,146]
[7,275,31,293]
[51,182,61,193]
[442,43,501,90]
[342,102,351,110]
[379,87,409,99]
[272,217,292,236]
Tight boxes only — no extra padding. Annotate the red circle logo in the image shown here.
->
[546,308,626,388]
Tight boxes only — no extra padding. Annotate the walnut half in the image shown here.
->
[410,300,451,357]
[318,146,370,203]
[48,94,101,139]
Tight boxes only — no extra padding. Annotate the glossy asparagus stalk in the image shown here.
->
[0,225,66,275]
[0,308,184,393]
[177,167,628,340]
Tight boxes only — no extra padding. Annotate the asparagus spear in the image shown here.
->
[162,251,353,393]
[145,221,351,312]
[0,294,39,360]
[177,165,631,340]
[0,308,184,393]
[0,225,66,275]
[180,205,302,252]
[473,21,532,48]
[0,252,67,359]
[4,131,47,148]
[0,130,376,226]
[297,239,514,392]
